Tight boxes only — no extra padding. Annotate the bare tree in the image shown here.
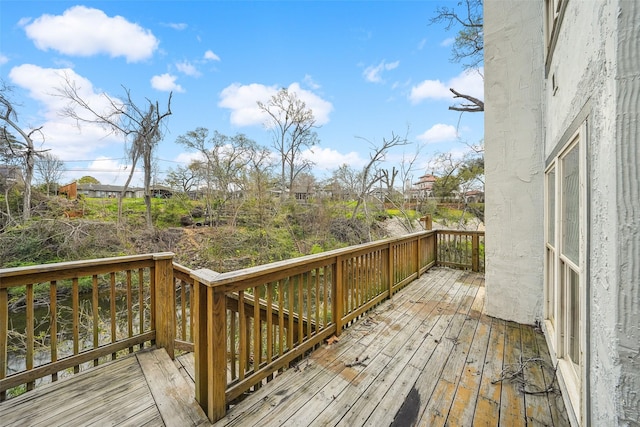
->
[258,88,318,198]
[57,76,172,228]
[165,163,200,194]
[176,128,262,225]
[0,83,46,221]
[35,152,65,196]
[431,0,484,113]
[350,132,411,223]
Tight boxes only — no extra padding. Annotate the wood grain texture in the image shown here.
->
[0,268,569,427]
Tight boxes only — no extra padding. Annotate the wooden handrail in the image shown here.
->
[0,229,484,411]
[0,252,176,401]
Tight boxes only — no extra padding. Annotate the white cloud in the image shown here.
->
[22,6,158,62]
[363,60,400,83]
[417,124,459,143]
[166,22,187,31]
[204,50,220,61]
[218,83,277,127]
[410,68,484,104]
[301,147,366,172]
[417,39,427,50]
[0,54,8,65]
[8,64,125,160]
[174,151,204,165]
[218,82,333,127]
[303,74,320,90]
[441,37,455,47]
[66,157,138,186]
[409,80,450,102]
[151,73,184,92]
[176,61,201,77]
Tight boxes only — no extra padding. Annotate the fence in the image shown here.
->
[0,229,484,418]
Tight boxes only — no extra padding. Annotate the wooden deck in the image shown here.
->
[0,268,569,427]
[0,348,208,427]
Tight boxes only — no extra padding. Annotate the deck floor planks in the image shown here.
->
[0,355,147,426]
[520,325,555,426]
[412,279,481,426]
[0,268,570,427]
[217,268,454,427]
[245,272,445,426]
[309,268,459,426]
[138,349,209,426]
[534,327,571,426]
[472,316,506,427]
[0,354,140,419]
[444,280,491,426]
[498,321,527,426]
[419,281,486,427]
[360,272,479,426]
[334,269,468,426]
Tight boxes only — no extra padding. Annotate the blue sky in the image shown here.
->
[0,1,484,186]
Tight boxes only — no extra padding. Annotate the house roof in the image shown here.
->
[77,184,143,192]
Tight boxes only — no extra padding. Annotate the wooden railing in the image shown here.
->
[436,230,485,272]
[0,229,484,414]
[191,231,442,421]
[0,253,175,401]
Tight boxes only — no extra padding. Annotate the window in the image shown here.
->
[544,124,585,419]
[544,0,568,70]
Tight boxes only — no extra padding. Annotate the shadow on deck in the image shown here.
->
[0,268,569,427]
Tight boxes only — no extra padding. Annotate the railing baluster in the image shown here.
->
[267,282,273,365]
[49,281,58,382]
[26,283,34,391]
[126,270,133,353]
[238,290,246,381]
[72,278,79,373]
[110,272,116,360]
[287,278,294,351]
[92,274,99,366]
[0,288,7,402]
[315,270,320,335]
[306,273,312,339]
[253,287,260,375]
[278,281,284,356]
[138,269,144,346]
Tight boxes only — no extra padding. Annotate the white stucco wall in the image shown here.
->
[484,1,545,325]
[614,2,640,424]
[486,0,640,425]
[545,1,620,425]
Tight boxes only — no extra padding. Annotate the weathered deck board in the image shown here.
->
[0,268,569,427]
[0,350,207,427]
[138,349,209,426]
[208,268,569,427]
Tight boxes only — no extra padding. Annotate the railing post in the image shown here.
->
[0,288,7,402]
[434,231,439,267]
[333,258,343,336]
[191,269,226,423]
[416,235,421,279]
[153,252,175,359]
[472,233,480,272]
[388,242,394,298]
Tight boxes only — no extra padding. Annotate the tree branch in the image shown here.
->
[448,88,484,112]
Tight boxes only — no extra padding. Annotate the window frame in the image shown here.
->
[544,0,568,75]
[544,123,586,421]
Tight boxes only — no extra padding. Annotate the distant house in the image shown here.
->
[485,1,640,425]
[463,190,484,203]
[407,174,437,200]
[58,182,141,199]
[134,185,173,199]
